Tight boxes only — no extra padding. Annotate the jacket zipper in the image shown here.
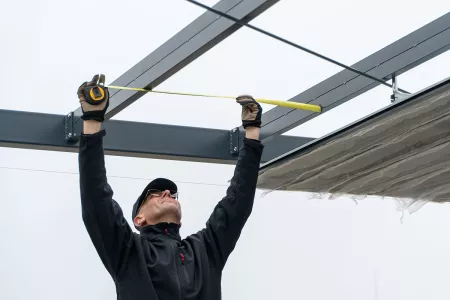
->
[170,240,182,300]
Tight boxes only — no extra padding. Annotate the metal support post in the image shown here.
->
[390,74,410,103]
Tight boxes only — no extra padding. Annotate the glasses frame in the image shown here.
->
[137,189,179,214]
[144,189,179,200]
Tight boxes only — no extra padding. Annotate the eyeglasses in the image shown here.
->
[145,189,179,200]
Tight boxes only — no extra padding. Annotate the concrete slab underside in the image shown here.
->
[257,81,450,205]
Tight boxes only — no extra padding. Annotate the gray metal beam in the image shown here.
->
[72,0,279,121]
[258,12,450,142]
[0,109,313,164]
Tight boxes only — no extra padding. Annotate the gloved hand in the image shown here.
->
[236,94,262,128]
[77,75,109,122]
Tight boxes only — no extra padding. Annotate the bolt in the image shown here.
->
[234,147,237,152]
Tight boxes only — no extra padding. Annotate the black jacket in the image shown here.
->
[78,129,264,300]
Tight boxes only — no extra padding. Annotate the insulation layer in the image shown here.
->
[257,80,450,204]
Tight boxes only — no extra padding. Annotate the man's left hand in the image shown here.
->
[236,95,262,129]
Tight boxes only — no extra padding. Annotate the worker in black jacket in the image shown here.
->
[77,75,265,300]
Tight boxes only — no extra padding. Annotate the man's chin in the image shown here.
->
[161,203,181,216]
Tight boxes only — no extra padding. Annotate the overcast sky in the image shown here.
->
[2,0,450,299]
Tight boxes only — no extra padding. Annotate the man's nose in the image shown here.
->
[162,189,177,200]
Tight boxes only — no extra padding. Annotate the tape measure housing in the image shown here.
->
[84,86,107,105]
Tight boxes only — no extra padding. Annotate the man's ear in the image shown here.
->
[133,215,144,227]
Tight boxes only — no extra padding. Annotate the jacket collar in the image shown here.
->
[140,222,181,241]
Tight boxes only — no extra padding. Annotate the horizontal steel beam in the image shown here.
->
[0,109,313,164]
[72,0,279,121]
[258,12,450,142]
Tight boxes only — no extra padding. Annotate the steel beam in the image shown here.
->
[0,109,312,164]
[72,0,279,121]
[258,12,450,142]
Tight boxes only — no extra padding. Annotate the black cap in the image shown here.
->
[132,178,178,223]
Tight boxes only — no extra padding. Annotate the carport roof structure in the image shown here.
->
[1,1,450,203]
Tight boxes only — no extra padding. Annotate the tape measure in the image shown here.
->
[81,73,322,113]
[106,85,322,113]
[83,74,108,105]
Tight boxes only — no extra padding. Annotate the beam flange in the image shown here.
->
[258,12,450,142]
[72,0,279,121]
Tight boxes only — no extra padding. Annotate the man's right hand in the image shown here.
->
[77,75,109,122]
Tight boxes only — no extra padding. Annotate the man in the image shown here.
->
[77,75,264,300]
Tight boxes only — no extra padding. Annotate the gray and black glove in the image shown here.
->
[236,94,262,128]
[77,75,109,122]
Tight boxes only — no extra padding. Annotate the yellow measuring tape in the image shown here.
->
[107,85,322,113]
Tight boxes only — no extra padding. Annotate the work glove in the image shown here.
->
[77,74,109,122]
[236,94,262,128]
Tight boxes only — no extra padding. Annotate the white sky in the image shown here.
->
[1,0,450,299]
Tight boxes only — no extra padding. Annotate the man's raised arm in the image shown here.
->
[77,75,132,277]
[200,95,264,269]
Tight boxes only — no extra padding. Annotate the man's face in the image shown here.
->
[137,189,182,226]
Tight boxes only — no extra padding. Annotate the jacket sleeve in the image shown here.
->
[201,137,264,269]
[78,129,132,277]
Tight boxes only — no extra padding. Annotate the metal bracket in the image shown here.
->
[390,74,409,103]
[65,112,79,144]
[230,127,240,155]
